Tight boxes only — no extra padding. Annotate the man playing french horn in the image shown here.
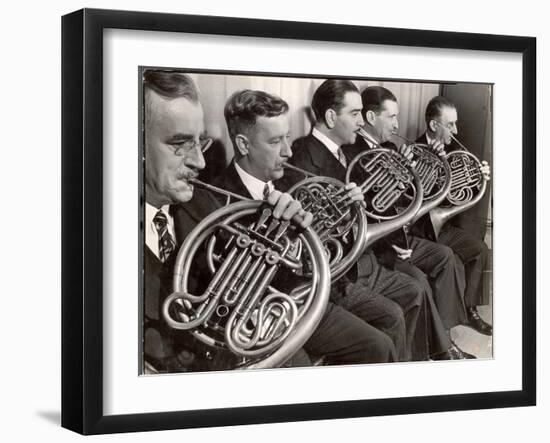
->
[212,89,399,365]
[143,70,325,372]
[413,96,492,336]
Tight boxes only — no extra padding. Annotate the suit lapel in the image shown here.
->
[225,161,254,200]
[416,132,428,145]
[306,134,347,182]
[171,189,220,244]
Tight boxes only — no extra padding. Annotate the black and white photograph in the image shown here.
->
[141,69,494,374]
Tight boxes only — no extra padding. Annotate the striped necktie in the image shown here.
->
[153,209,176,263]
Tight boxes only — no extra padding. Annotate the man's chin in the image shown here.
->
[171,187,194,204]
[272,169,285,181]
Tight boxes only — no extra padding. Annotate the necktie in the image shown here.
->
[337,148,347,168]
[263,183,271,200]
[153,210,176,263]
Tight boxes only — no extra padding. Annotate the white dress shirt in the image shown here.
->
[234,161,274,201]
[425,132,435,146]
[357,129,379,149]
[145,203,176,260]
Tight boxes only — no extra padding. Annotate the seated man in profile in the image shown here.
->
[143,70,316,373]
[213,88,399,365]
[414,96,492,336]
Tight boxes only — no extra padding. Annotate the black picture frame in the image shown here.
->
[61,8,536,435]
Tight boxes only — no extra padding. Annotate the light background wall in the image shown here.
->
[188,72,441,162]
[0,1,546,442]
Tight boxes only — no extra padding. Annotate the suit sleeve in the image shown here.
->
[276,138,318,192]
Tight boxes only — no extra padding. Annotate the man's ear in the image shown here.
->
[325,108,337,129]
[366,110,377,126]
[428,119,437,132]
[234,134,249,156]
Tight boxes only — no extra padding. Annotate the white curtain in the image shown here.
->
[190,73,440,164]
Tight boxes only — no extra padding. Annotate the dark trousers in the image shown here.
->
[304,301,397,364]
[438,224,490,308]
[394,260,452,358]
[408,236,467,330]
[335,251,424,362]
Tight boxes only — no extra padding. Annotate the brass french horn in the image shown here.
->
[283,163,368,283]
[389,131,452,223]
[429,122,489,237]
[162,180,331,370]
[346,128,424,244]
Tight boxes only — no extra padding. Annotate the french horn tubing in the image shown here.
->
[162,180,331,369]
[429,121,488,237]
[346,128,424,245]
[283,162,368,283]
[390,131,452,223]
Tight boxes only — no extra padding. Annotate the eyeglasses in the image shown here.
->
[434,120,457,131]
[172,137,213,156]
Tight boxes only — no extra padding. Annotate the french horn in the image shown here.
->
[389,131,452,223]
[345,128,425,244]
[429,122,489,237]
[162,180,331,370]
[283,162,368,283]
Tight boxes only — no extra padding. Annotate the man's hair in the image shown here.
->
[425,96,456,125]
[311,79,359,124]
[360,86,397,119]
[143,69,200,102]
[224,89,289,142]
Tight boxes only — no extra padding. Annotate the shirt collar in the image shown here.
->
[234,161,274,201]
[425,132,435,145]
[312,127,341,158]
[358,128,379,149]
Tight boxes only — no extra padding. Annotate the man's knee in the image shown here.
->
[436,243,455,264]
[408,276,429,306]
[385,298,407,331]
[361,329,397,363]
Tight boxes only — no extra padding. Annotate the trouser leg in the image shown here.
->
[394,260,451,358]
[304,302,397,364]
[409,236,467,329]
[438,224,490,308]
[342,252,422,361]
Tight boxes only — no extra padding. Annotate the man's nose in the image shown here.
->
[282,137,292,158]
[357,113,365,126]
[185,144,206,170]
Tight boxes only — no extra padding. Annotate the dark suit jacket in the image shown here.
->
[276,134,352,191]
[143,188,237,372]
[211,160,254,204]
